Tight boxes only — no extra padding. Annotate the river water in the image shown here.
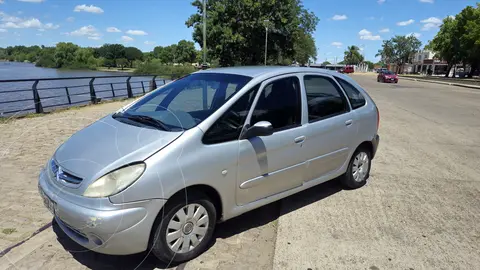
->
[0,62,162,116]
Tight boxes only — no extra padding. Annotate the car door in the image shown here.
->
[236,75,306,206]
[300,74,357,183]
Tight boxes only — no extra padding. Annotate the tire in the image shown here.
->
[150,192,217,264]
[341,147,372,189]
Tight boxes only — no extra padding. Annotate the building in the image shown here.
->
[412,50,448,75]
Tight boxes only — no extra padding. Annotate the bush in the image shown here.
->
[35,55,56,68]
[134,62,196,79]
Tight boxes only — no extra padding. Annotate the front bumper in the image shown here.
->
[371,134,380,159]
[38,169,166,255]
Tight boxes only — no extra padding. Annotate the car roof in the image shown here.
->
[196,66,341,78]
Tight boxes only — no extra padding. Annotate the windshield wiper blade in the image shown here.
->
[115,113,170,131]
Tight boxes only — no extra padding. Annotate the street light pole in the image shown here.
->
[202,0,207,66]
[264,19,269,66]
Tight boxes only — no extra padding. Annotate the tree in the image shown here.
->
[97,44,125,66]
[344,45,364,65]
[124,47,143,67]
[117,58,128,70]
[186,0,319,66]
[364,60,375,70]
[376,40,394,65]
[456,4,480,77]
[321,61,331,65]
[54,42,79,68]
[426,17,461,77]
[0,48,6,59]
[176,40,196,63]
[294,30,316,66]
[391,35,422,73]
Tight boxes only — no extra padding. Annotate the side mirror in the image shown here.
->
[243,121,273,139]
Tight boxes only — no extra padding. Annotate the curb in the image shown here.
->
[399,77,480,90]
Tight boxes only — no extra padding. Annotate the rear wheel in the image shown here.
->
[150,193,216,264]
[341,147,371,189]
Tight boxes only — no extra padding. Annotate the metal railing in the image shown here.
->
[0,75,167,116]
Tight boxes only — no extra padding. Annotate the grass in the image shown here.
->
[2,228,17,235]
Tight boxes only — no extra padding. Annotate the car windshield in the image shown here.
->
[114,73,252,131]
[384,71,394,75]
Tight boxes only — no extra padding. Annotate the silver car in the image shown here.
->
[38,66,379,263]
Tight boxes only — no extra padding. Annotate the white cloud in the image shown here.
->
[37,28,45,31]
[88,36,101,40]
[0,0,4,4]
[107,27,121,33]
[68,25,101,39]
[377,0,385,4]
[66,17,75,22]
[0,28,6,32]
[331,42,343,48]
[126,29,147,35]
[36,33,42,36]
[0,11,58,30]
[379,28,390,33]
[332,14,347,21]
[121,35,133,42]
[397,19,414,26]
[43,22,59,29]
[420,17,442,30]
[74,4,104,14]
[359,29,381,40]
[419,0,434,3]
[408,32,421,38]
[17,0,44,2]
[144,41,156,45]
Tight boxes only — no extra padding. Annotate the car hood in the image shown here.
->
[53,114,182,184]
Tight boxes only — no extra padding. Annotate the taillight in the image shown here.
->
[376,107,380,130]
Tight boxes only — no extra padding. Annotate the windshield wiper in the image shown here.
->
[113,113,171,131]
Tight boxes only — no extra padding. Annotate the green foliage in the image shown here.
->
[428,4,480,77]
[96,44,126,66]
[54,42,79,68]
[377,35,422,73]
[294,31,316,65]
[364,60,375,70]
[176,40,197,63]
[124,47,143,67]
[321,61,331,65]
[344,46,364,65]
[186,0,319,66]
[116,58,128,70]
[0,48,6,59]
[134,61,196,78]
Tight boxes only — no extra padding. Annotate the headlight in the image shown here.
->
[83,163,146,198]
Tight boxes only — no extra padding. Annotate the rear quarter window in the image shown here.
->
[335,77,366,109]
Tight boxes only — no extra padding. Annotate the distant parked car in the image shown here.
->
[377,70,398,83]
[39,67,380,263]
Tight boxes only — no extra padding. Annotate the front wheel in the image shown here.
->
[341,148,371,189]
[150,193,217,264]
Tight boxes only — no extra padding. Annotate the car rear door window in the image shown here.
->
[250,77,302,132]
[335,77,366,109]
[303,75,348,122]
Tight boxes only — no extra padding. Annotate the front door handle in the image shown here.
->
[345,119,353,126]
[294,136,306,144]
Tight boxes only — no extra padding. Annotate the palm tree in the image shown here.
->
[344,46,363,65]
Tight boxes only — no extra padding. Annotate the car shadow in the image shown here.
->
[53,179,343,269]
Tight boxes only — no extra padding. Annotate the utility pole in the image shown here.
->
[264,19,269,66]
[202,0,207,66]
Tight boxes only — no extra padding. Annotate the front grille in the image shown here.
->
[50,159,83,185]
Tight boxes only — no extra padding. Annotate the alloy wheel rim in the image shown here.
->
[166,203,209,254]
[352,152,369,182]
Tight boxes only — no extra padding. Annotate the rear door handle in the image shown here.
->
[294,136,306,144]
[345,120,353,126]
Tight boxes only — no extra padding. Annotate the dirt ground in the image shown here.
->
[0,74,479,269]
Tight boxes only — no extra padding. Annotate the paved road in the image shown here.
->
[0,75,479,269]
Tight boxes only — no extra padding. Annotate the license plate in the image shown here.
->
[390,78,394,81]
[40,189,56,215]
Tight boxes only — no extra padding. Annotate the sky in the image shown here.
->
[0,0,478,62]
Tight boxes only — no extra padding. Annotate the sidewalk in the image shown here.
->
[399,76,480,90]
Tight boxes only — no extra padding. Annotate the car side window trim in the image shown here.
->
[301,73,351,123]
[242,74,303,136]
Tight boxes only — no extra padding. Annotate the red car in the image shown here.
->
[339,65,354,74]
[377,70,398,83]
